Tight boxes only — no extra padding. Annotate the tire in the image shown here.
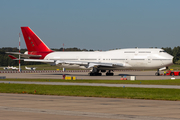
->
[98,73,102,76]
[89,73,94,76]
[170,72,174,76]
[106,73,114,76]
[89,72,102,76]
[155,72,160,76]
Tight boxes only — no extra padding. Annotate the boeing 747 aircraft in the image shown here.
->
[7,27,173,76]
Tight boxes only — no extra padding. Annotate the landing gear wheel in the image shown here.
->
[89,72,102,76]
[170,72,174,76]
[106,70,114,76]
[89,72,94,76]
[155,69,160,76]
[106,73,114,76]
[89,67,102,76]
[155,72,160,76]
[95,73,102,76]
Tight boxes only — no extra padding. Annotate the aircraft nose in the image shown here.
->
[162,54,173,66]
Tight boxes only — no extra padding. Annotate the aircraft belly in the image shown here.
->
[97,66,127,70]
[57,63,87,69]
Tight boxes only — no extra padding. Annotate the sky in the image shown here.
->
[0,0,180,50]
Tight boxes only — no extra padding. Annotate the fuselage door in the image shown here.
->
[148,56,151,63]
[125,56,129,63]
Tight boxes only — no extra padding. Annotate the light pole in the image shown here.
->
[19,33,21,72]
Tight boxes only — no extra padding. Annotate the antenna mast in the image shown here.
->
[19,33,21,72]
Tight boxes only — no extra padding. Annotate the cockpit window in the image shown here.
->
[159,51,166,53]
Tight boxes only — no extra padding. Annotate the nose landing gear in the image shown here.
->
[155,69,160,76]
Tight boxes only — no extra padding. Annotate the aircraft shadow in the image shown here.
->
[38,73,155,77]
[118,74,155,76]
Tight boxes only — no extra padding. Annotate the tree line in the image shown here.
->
[0,47,180,66]
[0,47,92,66]
[162,47,180,64]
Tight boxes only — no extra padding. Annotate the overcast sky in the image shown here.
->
[0,0,180,50]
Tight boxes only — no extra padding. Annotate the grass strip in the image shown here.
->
[1,78,180,85]
[0,83,180,101]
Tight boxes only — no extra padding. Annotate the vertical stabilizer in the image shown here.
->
[21,27,52,52]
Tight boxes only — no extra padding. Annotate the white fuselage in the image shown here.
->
[44,48,173,70]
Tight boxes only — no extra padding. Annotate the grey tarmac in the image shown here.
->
[0,70,179,80]
[0,93,180,120]
[0,71,180,120]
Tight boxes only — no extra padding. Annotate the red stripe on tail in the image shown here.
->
[8,55,18,60]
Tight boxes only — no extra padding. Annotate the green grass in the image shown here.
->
[0,83,180,101]
[169,64,180,70]
[1,78,180,85]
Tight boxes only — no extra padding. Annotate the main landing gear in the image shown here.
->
[155,69,160,76]
[89,72,102,76]
[89,68,102,76]
[106,70,114,76]
[89,68,114,76]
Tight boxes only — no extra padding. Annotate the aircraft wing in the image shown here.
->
[55,60,125,68]
[25,59,127,68]
[6,52,42,58]
[10,57,127,68]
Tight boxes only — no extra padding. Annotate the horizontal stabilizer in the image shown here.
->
[8,55,18,60]
[24,59,54,63]
[8,55,25,61]
[6,52,42,58]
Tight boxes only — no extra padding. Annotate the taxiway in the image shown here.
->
[1,71,180,120]
[0,93,180,120]
[1,71,179,80]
